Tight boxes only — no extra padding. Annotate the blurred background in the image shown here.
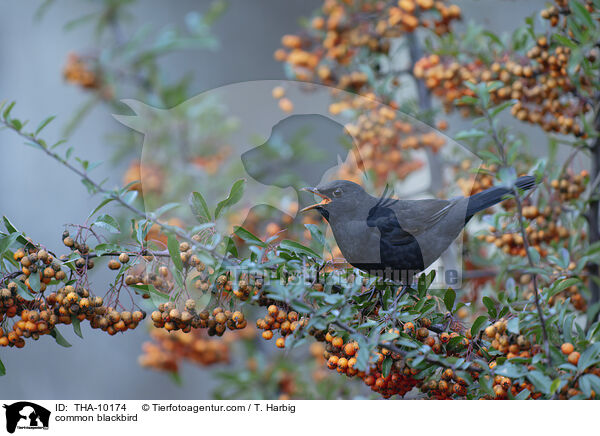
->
[0,0,547,399]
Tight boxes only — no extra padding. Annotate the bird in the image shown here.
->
[300,175,536,282]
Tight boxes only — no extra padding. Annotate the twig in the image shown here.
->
[481,107,552,367]
[586,106,600,311]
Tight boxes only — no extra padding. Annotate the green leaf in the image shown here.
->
[527,370,552,395]
[548,278,580,298]
[14,280,35,301]
[71,316,83,339]
[562,314,575,343]
[93,214,121,234]
[3,216,19,234]
[571,0,594,28]
[35,115,56,135]
[507,317,520,335]
[483,30,503,47]
[455,129,486,141]
[2,101,15,119]
[456,96,479,106]
[233,226,266,247]
[279,240,321,259]
[0,357,5,376]
[380,331,399,342]
[305,223,325,246]
[49,328,72,348]
[471,315,488,337]
[93,243,121,256]
[355,337,370,372]
[290,299,313,314]
[482,296,497,318]
[443,288,456,312]
[527,247,541,265]
[0,233,19,257]
[130,284,170,306]
[513,389,530,400]
[578,342,600,371]
[153,202,181,218]
[382,357,392,378]
[28,272,40,293]
[550,378,562,395]
[579,374,593,398]
[11,119,22,131]
[169,371,183,386]
[223,236,238,257]
[552,33,577,49]
[88,198,114,219]
[214,179,245,219]
[495,361,529,378]
[190,191,212,223]
[490,100,516,118]
[167,235,184,272]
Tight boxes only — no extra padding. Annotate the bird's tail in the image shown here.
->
[466,175,536,219]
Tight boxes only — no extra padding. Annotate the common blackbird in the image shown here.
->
[300,176,536,281]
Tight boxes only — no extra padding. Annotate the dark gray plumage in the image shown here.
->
[301,176,536,281]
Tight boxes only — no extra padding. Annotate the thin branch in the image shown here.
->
[586,105,600,311]
[481,106,552,367]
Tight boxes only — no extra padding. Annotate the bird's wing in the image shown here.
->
[391,198,457,236]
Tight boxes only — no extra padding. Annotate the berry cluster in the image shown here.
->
[151,300,247,336]
[421,368,470,399]
[275,0,462,187]
[0,288,56,348]
[63,52,99,90]
[483,320,538,359]
[256,305,307,348]
[13,247,66,293]
[320,330,420,399]
[0,280,146,348]
[456,162,497,197]
[414,1,599,136]
[47,285,146,334]
[139,328,233,372]
[276,0,460,81]
[550,170,588,202]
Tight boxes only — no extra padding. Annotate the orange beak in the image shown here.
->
[300,187,331,212]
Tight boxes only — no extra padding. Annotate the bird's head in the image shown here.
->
[300,180,367,220]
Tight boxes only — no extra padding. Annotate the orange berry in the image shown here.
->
[272,86,285,99]
[568,351,580,365]
[561,342,574,355]
[331,336,344,348]
[108,260,121,270]
[344,342,357,356]
[278,98,294,113]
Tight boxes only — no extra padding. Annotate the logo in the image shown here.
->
[3,402,50,434]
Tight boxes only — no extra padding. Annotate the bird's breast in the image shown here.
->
[329,218,382,265]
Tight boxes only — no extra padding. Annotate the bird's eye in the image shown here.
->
[333,188,342,198]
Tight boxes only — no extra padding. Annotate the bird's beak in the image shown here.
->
[300,187,331,212]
